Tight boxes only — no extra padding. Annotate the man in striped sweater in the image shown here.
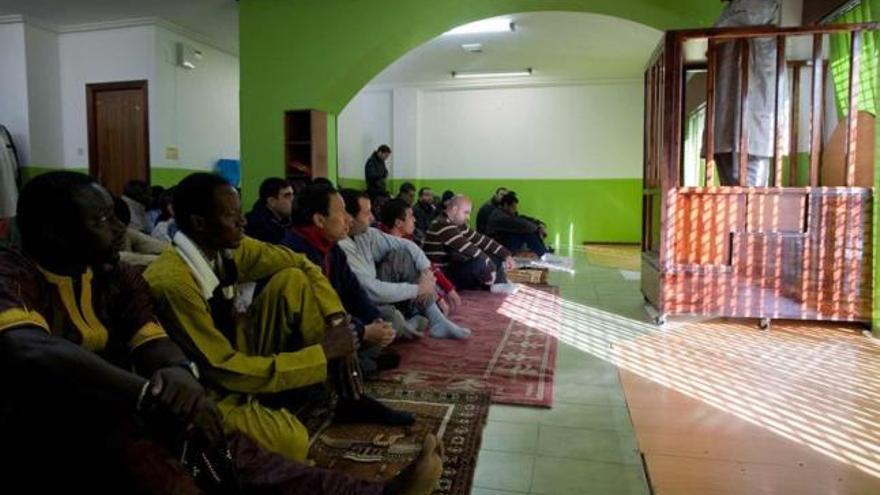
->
[423,195,518,293]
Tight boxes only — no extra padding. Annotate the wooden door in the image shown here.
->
[87,80,149,195]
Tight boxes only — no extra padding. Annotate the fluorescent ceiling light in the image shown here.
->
[445,18,514,35]
[451,68,532,79]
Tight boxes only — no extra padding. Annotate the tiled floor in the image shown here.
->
[471,246,880,494]
[473,248,652,495]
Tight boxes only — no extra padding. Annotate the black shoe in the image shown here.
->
[335,395,416,426]
[376,351,401,371]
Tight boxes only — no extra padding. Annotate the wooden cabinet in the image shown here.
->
[284,110,328,181]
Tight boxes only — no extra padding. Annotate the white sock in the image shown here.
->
[424,302,471,339]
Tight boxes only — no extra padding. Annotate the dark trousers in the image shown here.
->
[444,254,508,290]
[500,233,548,257]
[1,405,386,495]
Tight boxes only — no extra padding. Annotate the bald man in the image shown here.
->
[423,195,517,293]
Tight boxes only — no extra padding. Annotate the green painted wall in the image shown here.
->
[239,0,721,205]
[20,166,87,183]
[151,167,201,187]
[337,177,642,244]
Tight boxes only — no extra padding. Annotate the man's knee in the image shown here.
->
[220,401,311,462]
[377,249,419,283]
[266,267,310,292]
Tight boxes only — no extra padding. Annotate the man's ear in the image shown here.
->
[313,212,326,229]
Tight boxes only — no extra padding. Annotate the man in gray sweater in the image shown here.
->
[338,189,471,340]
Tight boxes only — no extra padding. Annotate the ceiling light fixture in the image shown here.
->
[451,68,533,79]
[445,18,515,35]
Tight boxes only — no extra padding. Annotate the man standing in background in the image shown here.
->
[364,144,392,199]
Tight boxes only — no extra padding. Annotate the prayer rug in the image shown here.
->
[306,384,491,495]
[583,243,641,271]
[381,286,559,407]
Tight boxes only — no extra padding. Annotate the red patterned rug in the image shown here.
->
[381,286,560,408]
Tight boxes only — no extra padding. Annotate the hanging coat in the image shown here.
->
[713,0,782,158]
[0,125,20,218]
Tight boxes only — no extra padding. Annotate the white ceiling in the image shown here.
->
[369,12,663,87]
[0,0,239,53]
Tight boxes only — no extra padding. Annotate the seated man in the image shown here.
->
[396,182,416,206]
[423,195,517,293]
[486,191,549,257]
[144,173,413,464]
[380,198,462,316]
[476,187,507,234]
[0,171,443,494]
[280,183,403,376]
[412,187,438,242]
[338,189,471,340]
[245,177,294,244]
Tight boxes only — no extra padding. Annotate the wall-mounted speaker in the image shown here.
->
[177,42,203,69]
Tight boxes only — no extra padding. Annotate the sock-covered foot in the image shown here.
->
[335,395,416,426]
[490,283,519,294]
[402,315,428,339]
[424,302,471,340]
[429,320,471,340]
[385,434,444,495]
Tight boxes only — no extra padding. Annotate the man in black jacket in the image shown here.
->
[364,144,391,199]
[412,187,437,242]
[486,192,549,257]
[244,177,293,244]
[476,187,507,234]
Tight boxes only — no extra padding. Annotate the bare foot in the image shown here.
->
[386,434,443,495]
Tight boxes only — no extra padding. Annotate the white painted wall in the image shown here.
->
[0,22,30,165]
[59,25,156,168]
[339,82,644,180]
[338,90,392,178]
[25,24,62,167]
[154,25,239,171]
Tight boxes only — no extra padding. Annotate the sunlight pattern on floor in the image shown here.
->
[497,285,880,479]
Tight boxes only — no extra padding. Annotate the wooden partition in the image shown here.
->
[641,23,878,326]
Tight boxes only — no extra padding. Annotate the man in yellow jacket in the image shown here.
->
[145,173,414,463]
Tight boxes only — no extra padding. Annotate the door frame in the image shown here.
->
[86,79,150,185]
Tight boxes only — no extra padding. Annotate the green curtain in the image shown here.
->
[829,0,878,118]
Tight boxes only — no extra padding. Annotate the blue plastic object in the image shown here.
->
[215,158,241,187]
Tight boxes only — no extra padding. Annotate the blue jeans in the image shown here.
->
[501,233,548,257]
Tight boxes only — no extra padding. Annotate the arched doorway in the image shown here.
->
[238,0,722,203]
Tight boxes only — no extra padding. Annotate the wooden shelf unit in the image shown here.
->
[284,109,328,181]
